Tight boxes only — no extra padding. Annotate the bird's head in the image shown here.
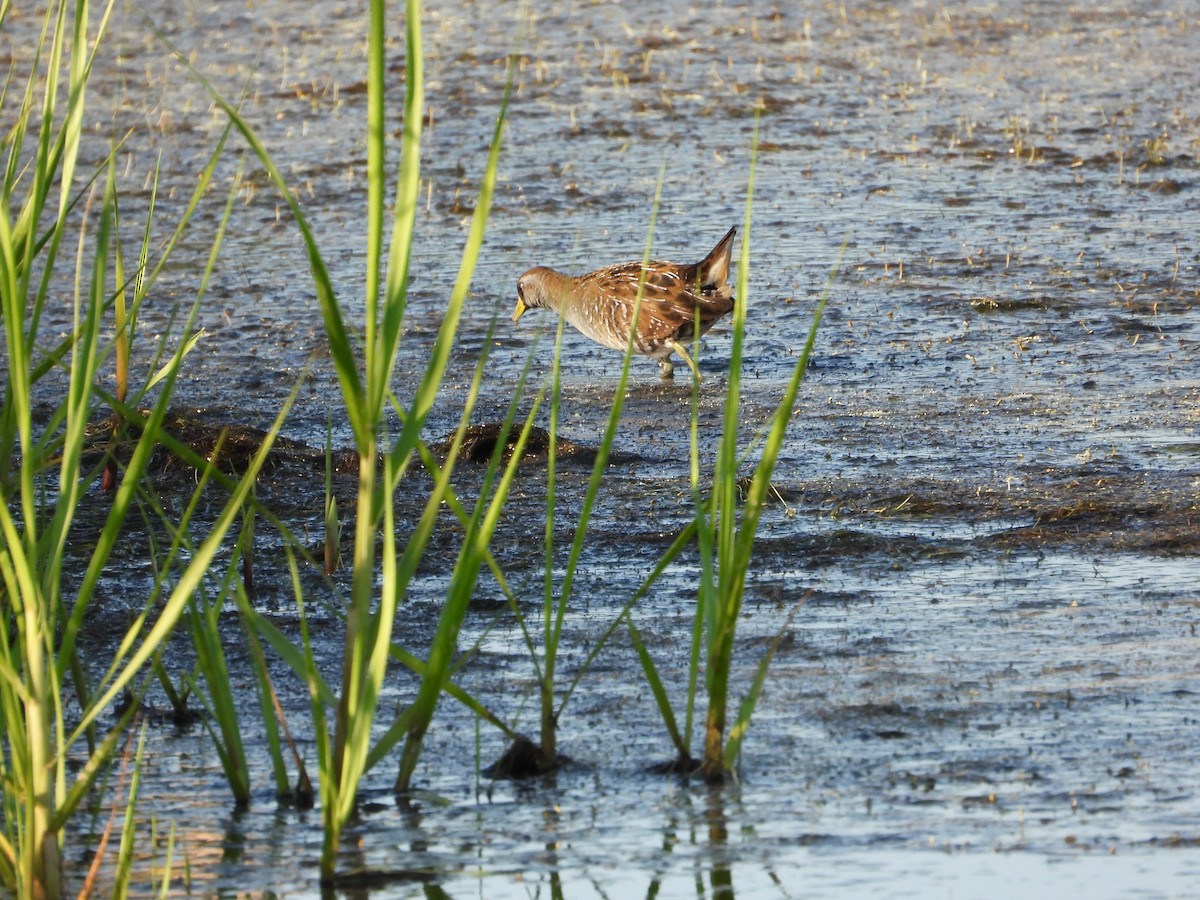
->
[513,267,563,323]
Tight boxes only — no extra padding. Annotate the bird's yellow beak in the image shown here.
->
[512,297,528,323]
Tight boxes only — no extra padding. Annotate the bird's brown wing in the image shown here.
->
[572,264,670,345]
[577,260,734,350]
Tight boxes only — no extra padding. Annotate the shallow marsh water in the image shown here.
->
[6,0,1200,896]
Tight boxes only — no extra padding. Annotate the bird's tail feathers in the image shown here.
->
[698,226,736,290]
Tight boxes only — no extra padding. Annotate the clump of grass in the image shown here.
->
[167,0,523,879]
[0,2,280,895]
[628,122,841,779]
[489,171,671,774]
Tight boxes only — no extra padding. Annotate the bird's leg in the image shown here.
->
[658,357,675,380]
[665,341,703,383]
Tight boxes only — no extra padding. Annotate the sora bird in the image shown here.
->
[513,227,737,381]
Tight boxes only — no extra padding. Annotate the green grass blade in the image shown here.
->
[112,724,147,900]
[625,616,687,757]
[723,595,809,769]
[539,167,668,758]
[186,573,251,804]
[64,381,302,747]
[395,369,543,791]
[373,0,426,412]
[153,29,367,443]
[701,118,761,775]
[730,236,844,571]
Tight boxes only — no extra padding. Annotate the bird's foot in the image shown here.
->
[665,342,704,384]
[658,358,675,380]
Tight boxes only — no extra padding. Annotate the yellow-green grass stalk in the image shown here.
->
[694,139,835,777]
[704,237,839,771]
[110,724,148,899]
[334,318,498,801]
[0,156,107,896]
[536,315,567,763]
[335,39,512,870]
[235,582,312,805]
[348,320,524,781]
[167,0,516,877]
[0,367,292,896]
[0,0,114,490]
[354,429,528,776]
[325,0,422,828]
[153,822,177,900]
[107,148,160,412]
[0,18,281,888]
[323,420,340,576]
[185,563,252,806]
[692,125,762,778]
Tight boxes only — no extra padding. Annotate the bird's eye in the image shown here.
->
[517,280,525,300]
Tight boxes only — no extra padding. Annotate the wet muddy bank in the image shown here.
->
[79,401,1200,577]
